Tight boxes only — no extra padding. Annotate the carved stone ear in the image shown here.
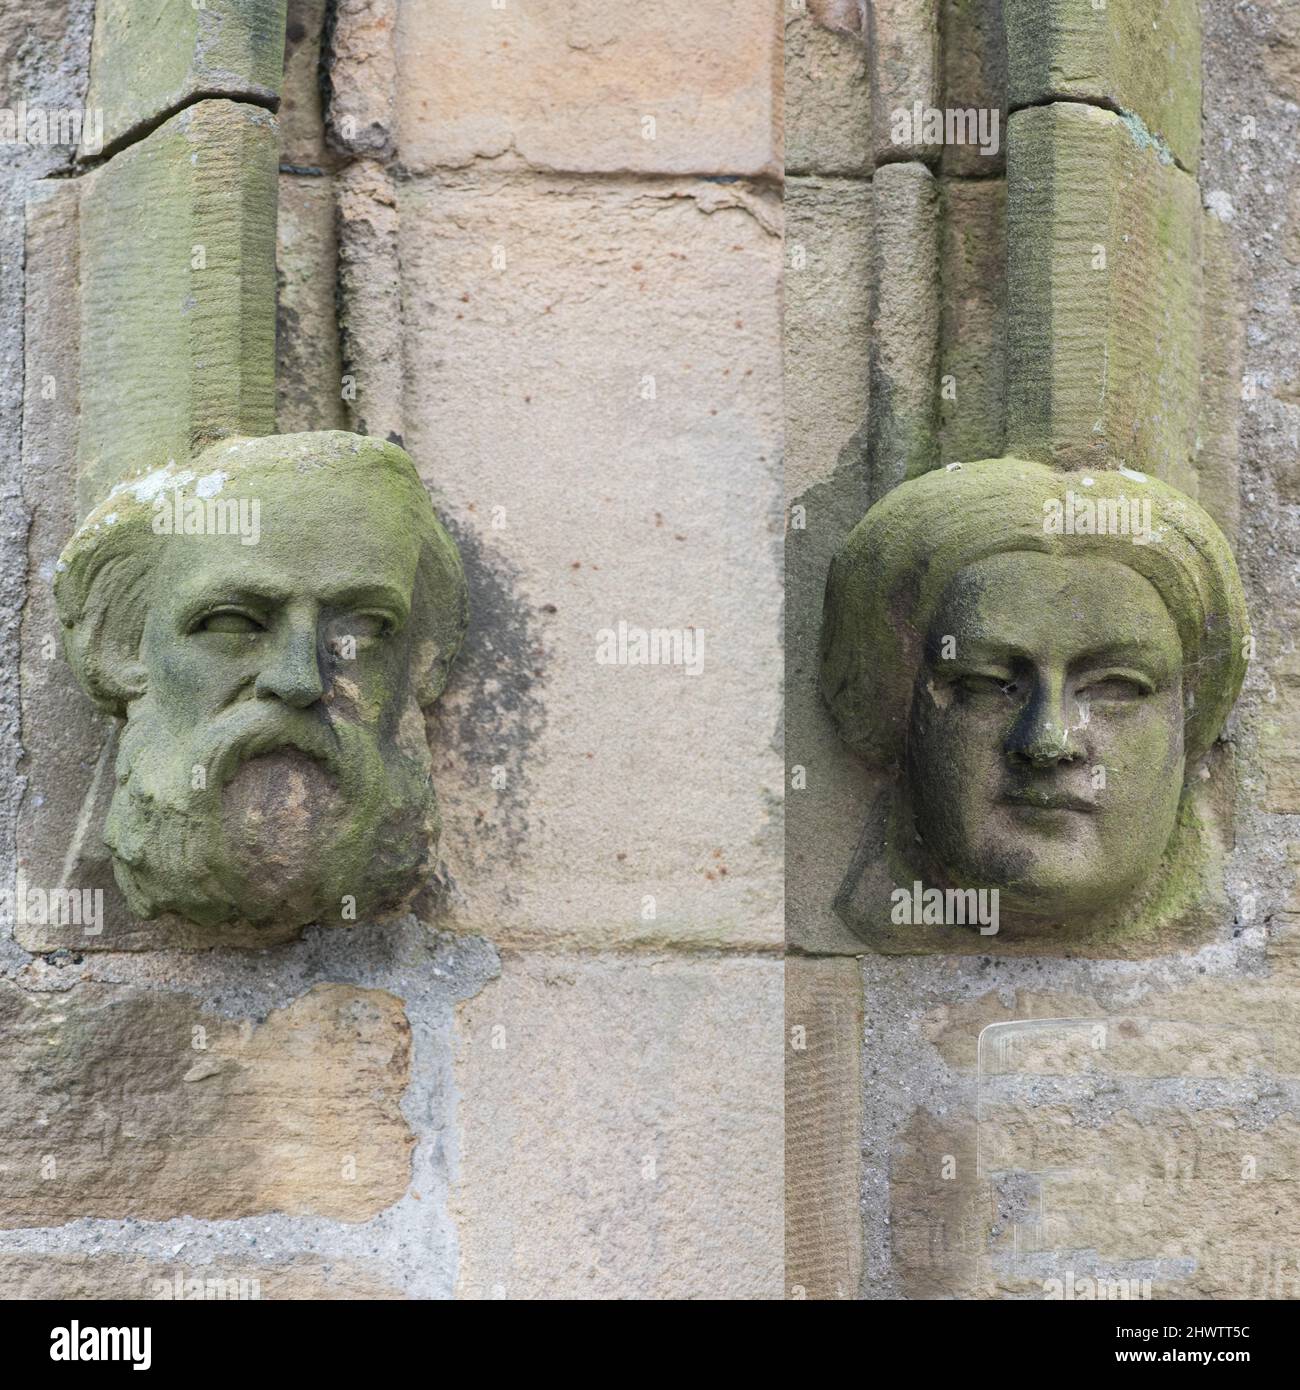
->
[413,522,470,709]
[54,547,152,718]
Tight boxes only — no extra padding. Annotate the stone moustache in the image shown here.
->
[54,431,468,931]
[820,457,1250,944]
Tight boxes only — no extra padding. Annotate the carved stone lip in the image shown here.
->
[216,724,341,789]
[1001,789,1095,813]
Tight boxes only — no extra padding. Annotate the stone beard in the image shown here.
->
[105,685,439,928]
[820,457,1250,939]
[55,432,468,932]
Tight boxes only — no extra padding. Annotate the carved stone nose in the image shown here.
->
[1007,690,1083,768]
[255,626,324,709]
[1017,726,1081,768]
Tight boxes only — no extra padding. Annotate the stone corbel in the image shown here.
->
[821,0,1250,953]
[20,3,467,945]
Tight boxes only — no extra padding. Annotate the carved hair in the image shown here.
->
[820,457,1250,767]
[54,431,469,717]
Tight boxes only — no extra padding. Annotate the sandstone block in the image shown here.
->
[0,1254,402,1300]
[276,172,346,434]
[785,956,863,1299]
[1005,103,1201,482]
[940,0,1008,177]
[1195,213,1243,544]
[336,161,402,441]
[394,0,781,176]
[868,161,941,498]
[1005,0,1201,171]
[868,0,941,166]
[77,100,279,512]
[400,174,783,950]
[84,0,287,157]
[785,9,870,176]
[326,0,398,159]
[451,954,783,1298]
[885,995,1297,1297]
[280,0,334,169]
[0,983,412,1226]
[1262,653,1300,814]
[784,176,872,500]
[938,175,1007,462]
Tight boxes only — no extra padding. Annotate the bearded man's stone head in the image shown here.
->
[54,432,468,931]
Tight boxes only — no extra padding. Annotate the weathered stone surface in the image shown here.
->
[808,0,865,32]
[337,161,403,441]
[784,428,880,959]
[937,176,1006,462]
[940,0,1007,177]
[326,0,398,159]
[1259,0,1300,101]
[451,954,783,1298]
[1005,0,1201,172]
[1265,397,1300,507]
[0,1253,402,1300]
[16,180,105,953]
[16,181,155,955]
[820,457,1247,955]
[977,1016,1272,1078]
[83,0,287,157]
[0,0,85,144]
[784,703,881,957]
[785,279,878,965]
[979,1105,1300,1182]
[972,1054,1300,1296]
[280,0,335,170]
[1200,1,1300,528]
[276,172,346,434]
[77,100,278,513]
[1262,650,1300,814]
[786,0,1300,1308]
[0,982,412,1227]
[888,1112,984,1299]
[784,708,881,957]
[1005,103,1201,483]
[1195,214,1243,545]
[401,174,783,951]
[784,176,871,501]
[785,8,870,176]
[868,948,1300,1298]
[394,0,781,177]
[868,0,941,165]
[53,432,466,936]
[785,956,862,1300]
[783,168,917,962]
[867,161,940,499]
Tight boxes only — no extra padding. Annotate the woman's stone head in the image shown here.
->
[821,458,1249,917]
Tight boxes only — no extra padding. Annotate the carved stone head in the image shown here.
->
[54,432,468,930]
[820,457,1249,941]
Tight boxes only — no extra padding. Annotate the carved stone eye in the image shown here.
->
[199,610,263,635]
[957,674,1018,699]
[1078,677,1147,702]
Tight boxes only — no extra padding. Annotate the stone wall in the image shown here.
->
[4,0,1293,1304]
[786,0,1300,1300]
[0,0,784,1299]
